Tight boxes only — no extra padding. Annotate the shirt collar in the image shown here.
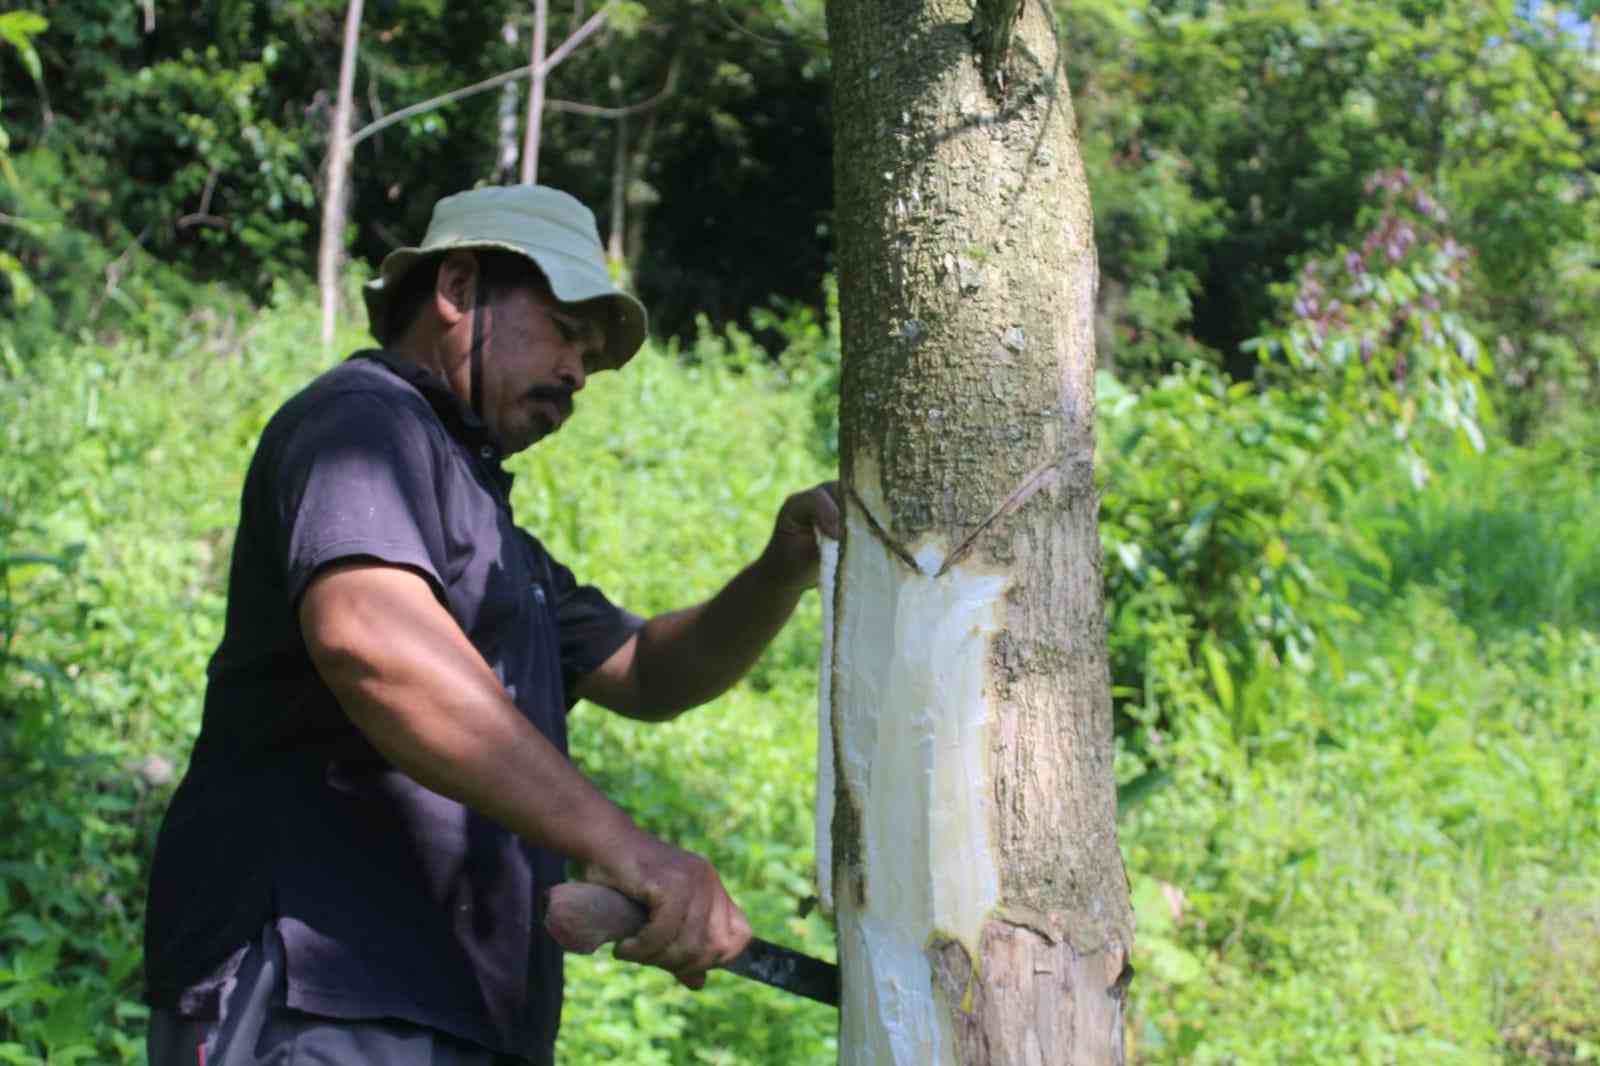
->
[352,350,515,493]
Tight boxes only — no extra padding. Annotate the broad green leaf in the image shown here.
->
[1202,637,1235,713]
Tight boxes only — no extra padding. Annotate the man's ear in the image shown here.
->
[434,251,480,328]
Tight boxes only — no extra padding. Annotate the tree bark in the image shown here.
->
[318,0,364,350]
[822,2,1133,1063]
[521,0,550,184]
[497,19,522,181]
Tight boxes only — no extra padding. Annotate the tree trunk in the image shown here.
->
[318,0,364,350]
[496,19,522,181]
[520,0,550,184]
[608,112,628,262]
[822,2,1133,1063]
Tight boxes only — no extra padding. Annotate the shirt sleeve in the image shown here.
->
[534,543,645,700]
[271,390,449,609]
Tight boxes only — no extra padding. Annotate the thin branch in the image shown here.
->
[713,0,799,48]
[348,3,613,152]
[87,224,154,325]
[546,76,675,119]
[373,219,409,250]
[542,1,613,74]
[366,75,386,153]
[177,168,225,230]
[198,166,218,217]
[175,212,225,230]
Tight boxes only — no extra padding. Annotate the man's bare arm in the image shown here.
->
[574,482,841,721]
[299,559,750,983]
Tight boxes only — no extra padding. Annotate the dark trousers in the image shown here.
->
[147,927,525,1066]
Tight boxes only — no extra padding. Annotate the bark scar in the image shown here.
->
[935,458,1058,577]
[849,458,1059,578]
[846,483,921,572]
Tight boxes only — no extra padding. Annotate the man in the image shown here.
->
[143,185,839,1065]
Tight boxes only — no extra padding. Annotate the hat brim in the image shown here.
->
[363,240,648,372]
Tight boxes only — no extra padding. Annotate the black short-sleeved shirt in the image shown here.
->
[143,352,642,1061]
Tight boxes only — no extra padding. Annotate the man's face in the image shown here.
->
[476,283,606,455]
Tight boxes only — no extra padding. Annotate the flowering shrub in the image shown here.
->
[1249,169,1493,485]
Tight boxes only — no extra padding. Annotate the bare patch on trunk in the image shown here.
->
[831,454,1010,1065]
[930,921,1131,1066]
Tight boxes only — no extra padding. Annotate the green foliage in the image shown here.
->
[0,0,835,351]
[757,274,842,467]
[1123,593,1600,1065]
[1058,0,1599,432]
[0,292,331,1064]
[0,9,48,310]
[1355,424,1600,638]
[1098,366,1380,748]
[6,284,1595,1063]
[1097,348,1598,1062]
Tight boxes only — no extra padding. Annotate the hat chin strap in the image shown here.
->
[468,272,488,426]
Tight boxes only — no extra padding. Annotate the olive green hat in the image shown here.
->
[362,184,648,371]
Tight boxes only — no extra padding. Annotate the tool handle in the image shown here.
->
[544,882,649,954]
[546,881,842,1006]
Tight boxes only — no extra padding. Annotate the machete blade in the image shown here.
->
[723,937,839,1007]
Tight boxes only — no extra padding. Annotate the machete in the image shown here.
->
[544,882,840,1007]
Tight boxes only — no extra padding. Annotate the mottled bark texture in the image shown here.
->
[826,0,1133,1062]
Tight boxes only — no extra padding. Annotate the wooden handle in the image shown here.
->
[544,882,649,954]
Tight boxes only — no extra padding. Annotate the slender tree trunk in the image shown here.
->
[822,2,1133,1063]
[497,19,522,181]
[621,40,680,270]
[608,113,628,261]
[319,0,364,349]
[521,0,550,184]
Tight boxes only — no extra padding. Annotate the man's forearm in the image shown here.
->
[301,560,755,980]
[574,482,839,721]
[301,561,641,867]
[628,550,808,720]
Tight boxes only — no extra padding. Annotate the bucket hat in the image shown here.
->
[362,185,648,371]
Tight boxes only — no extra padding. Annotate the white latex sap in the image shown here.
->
[817,477,1007,1066]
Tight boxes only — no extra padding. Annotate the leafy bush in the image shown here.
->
[0,293,331,1064]
[1097,365,1387,761]
[1250,169,1493,487]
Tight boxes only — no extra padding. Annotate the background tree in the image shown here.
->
[318,0,363,348]
[824,1,1133,1061]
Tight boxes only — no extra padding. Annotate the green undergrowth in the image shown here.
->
[2,291,1595,1064]
[1107,376,1600,1065]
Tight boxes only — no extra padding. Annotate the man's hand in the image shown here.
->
[756,481,842,593]
[587,831,751,989]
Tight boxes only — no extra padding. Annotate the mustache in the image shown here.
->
[526,384,575,415]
